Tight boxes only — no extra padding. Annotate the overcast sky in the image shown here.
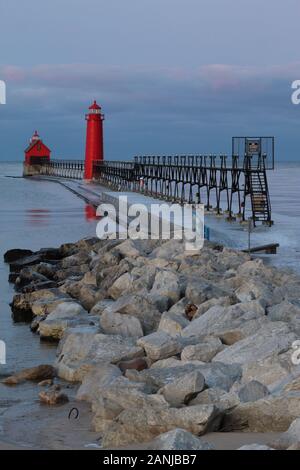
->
[0,0,300,161]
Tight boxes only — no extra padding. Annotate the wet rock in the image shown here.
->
[3,365,56,385]
[137,331,181,361]
[39,389,69,405]
[11,288,72,321]
[238,380,270,403]
[22,280,58,293]
[4,248,33,263]
[159,371,205,406]
[30,314,46,332]
[181,337,223,362]
[101,404,221,448]
[8,272,19,283]
[147,428,214,450]
[61,252,91,269]
[34,262,58,280]
[15,269,50,290]
[100,310,144,338]
[9,253,57,273]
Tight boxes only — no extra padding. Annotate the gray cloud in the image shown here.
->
[1,63,300,160]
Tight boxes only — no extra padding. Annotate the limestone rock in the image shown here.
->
[91,377,168,432]
[149,270,182,312]
[194,296,233,319]
[213,322,297,365]
[223,395,300,432]
[181,337,223,362]
[238,380,270,403]
[100,310,144,338]
[56,330,144,382]
[118,357,148,374]
[241,350,296,388]
[108,273,134,300]
[90,299,115,316]
[182,303,267,340]
[159,371,205,406]
[137,331,181,361]
[158,311,189,337]
[102,293,161,334]
[272,418,300,449]
[126,361,242,392]
[238,444,274,450]
[185,279,230,306]
[235,279,282,306]
[267,301,300,333]
[189,387,240,412]
[114,240,148,259]
[76,364,122,402]
[148,428,214,450]
[102,404,221,448]
[38,302,88,340]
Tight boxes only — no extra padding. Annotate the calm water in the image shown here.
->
[0,162,98,380]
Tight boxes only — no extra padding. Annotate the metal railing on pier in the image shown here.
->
[35,152,272,225]
[38,159,84,179]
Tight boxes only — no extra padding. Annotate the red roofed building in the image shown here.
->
[24,131,51,165]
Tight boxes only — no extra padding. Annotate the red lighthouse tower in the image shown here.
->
[84,100,104,180]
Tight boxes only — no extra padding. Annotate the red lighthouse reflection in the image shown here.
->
[85,204,100,221]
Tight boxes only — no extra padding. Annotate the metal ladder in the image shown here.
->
[248,169,272,225]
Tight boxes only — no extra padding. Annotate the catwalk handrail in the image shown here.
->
[35,155,272,224]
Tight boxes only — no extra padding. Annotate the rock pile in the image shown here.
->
[3,237,300,449]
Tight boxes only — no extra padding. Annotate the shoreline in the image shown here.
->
[1,236,300,450]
